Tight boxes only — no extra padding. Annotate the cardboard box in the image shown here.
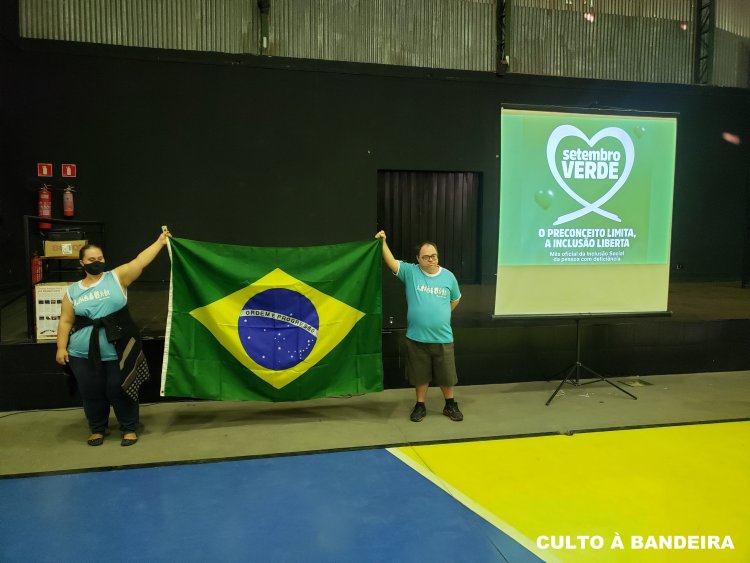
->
[43,239,87,258]
[35,282,72,340]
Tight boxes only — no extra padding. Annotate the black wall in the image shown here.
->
[2,6,749,302]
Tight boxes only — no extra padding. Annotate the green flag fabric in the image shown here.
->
[160,237,383,401]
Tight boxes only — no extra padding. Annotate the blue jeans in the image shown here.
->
[68,356,139,433]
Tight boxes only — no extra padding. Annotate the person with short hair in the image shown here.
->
[375,230,463,422]
[56,230,170,446]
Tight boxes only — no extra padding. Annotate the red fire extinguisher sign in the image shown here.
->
[61,164,77,178]
[37,163,53,177]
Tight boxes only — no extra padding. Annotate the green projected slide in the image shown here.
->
[495,107,677,316]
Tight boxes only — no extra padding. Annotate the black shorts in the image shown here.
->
[405,337,458,387]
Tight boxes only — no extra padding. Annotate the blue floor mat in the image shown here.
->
[0,449,540,562]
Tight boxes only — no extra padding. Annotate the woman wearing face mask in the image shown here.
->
[55,230,171,446]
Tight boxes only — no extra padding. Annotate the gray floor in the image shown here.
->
[1,370,748,477]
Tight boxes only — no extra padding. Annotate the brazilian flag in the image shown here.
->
[160,237,383,401]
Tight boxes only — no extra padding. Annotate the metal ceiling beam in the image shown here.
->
[693,0,715,84]
[496,0,509,75]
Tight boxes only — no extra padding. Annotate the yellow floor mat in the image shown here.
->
[394,421,750,562]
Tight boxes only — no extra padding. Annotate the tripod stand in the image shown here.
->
[546,318,638,406]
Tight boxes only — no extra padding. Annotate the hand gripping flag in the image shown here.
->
[160,237,383,401]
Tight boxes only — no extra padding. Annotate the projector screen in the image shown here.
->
[495,107,677,317]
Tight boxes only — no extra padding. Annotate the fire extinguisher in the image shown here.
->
[31,251,43,285]
[63,185,75,217]
[38,184,52,230]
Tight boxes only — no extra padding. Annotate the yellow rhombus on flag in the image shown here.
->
[190,268,365,389]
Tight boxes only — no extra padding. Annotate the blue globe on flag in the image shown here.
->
[238,288,320,371]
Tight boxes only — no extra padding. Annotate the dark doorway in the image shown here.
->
[377,170,481,283]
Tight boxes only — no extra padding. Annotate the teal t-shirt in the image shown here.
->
[396,261,461,344]
[66,270,127,360]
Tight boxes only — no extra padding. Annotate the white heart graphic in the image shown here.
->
[546,125,634,225]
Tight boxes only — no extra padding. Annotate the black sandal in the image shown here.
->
[121,433,138,447]
[87,433,105,446]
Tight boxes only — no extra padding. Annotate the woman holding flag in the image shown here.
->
[55,228,171,447]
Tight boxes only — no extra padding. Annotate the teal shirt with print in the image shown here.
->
[396,261,461,344]
[66,270,127,360]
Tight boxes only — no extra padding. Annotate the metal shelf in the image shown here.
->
[24,216,105,341]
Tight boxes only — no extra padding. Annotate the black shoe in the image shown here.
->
[410,402,427,422]
[443,402,463,421]
[86,433,105,446]
[121,433,139,447]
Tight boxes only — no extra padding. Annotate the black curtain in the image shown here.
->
[378,171,480,283]
[744,178,750,288]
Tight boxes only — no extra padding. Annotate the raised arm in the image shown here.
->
[375,230,399,274]
[114,229,171,289]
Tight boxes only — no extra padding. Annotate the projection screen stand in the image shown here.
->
[545,318,638,406]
